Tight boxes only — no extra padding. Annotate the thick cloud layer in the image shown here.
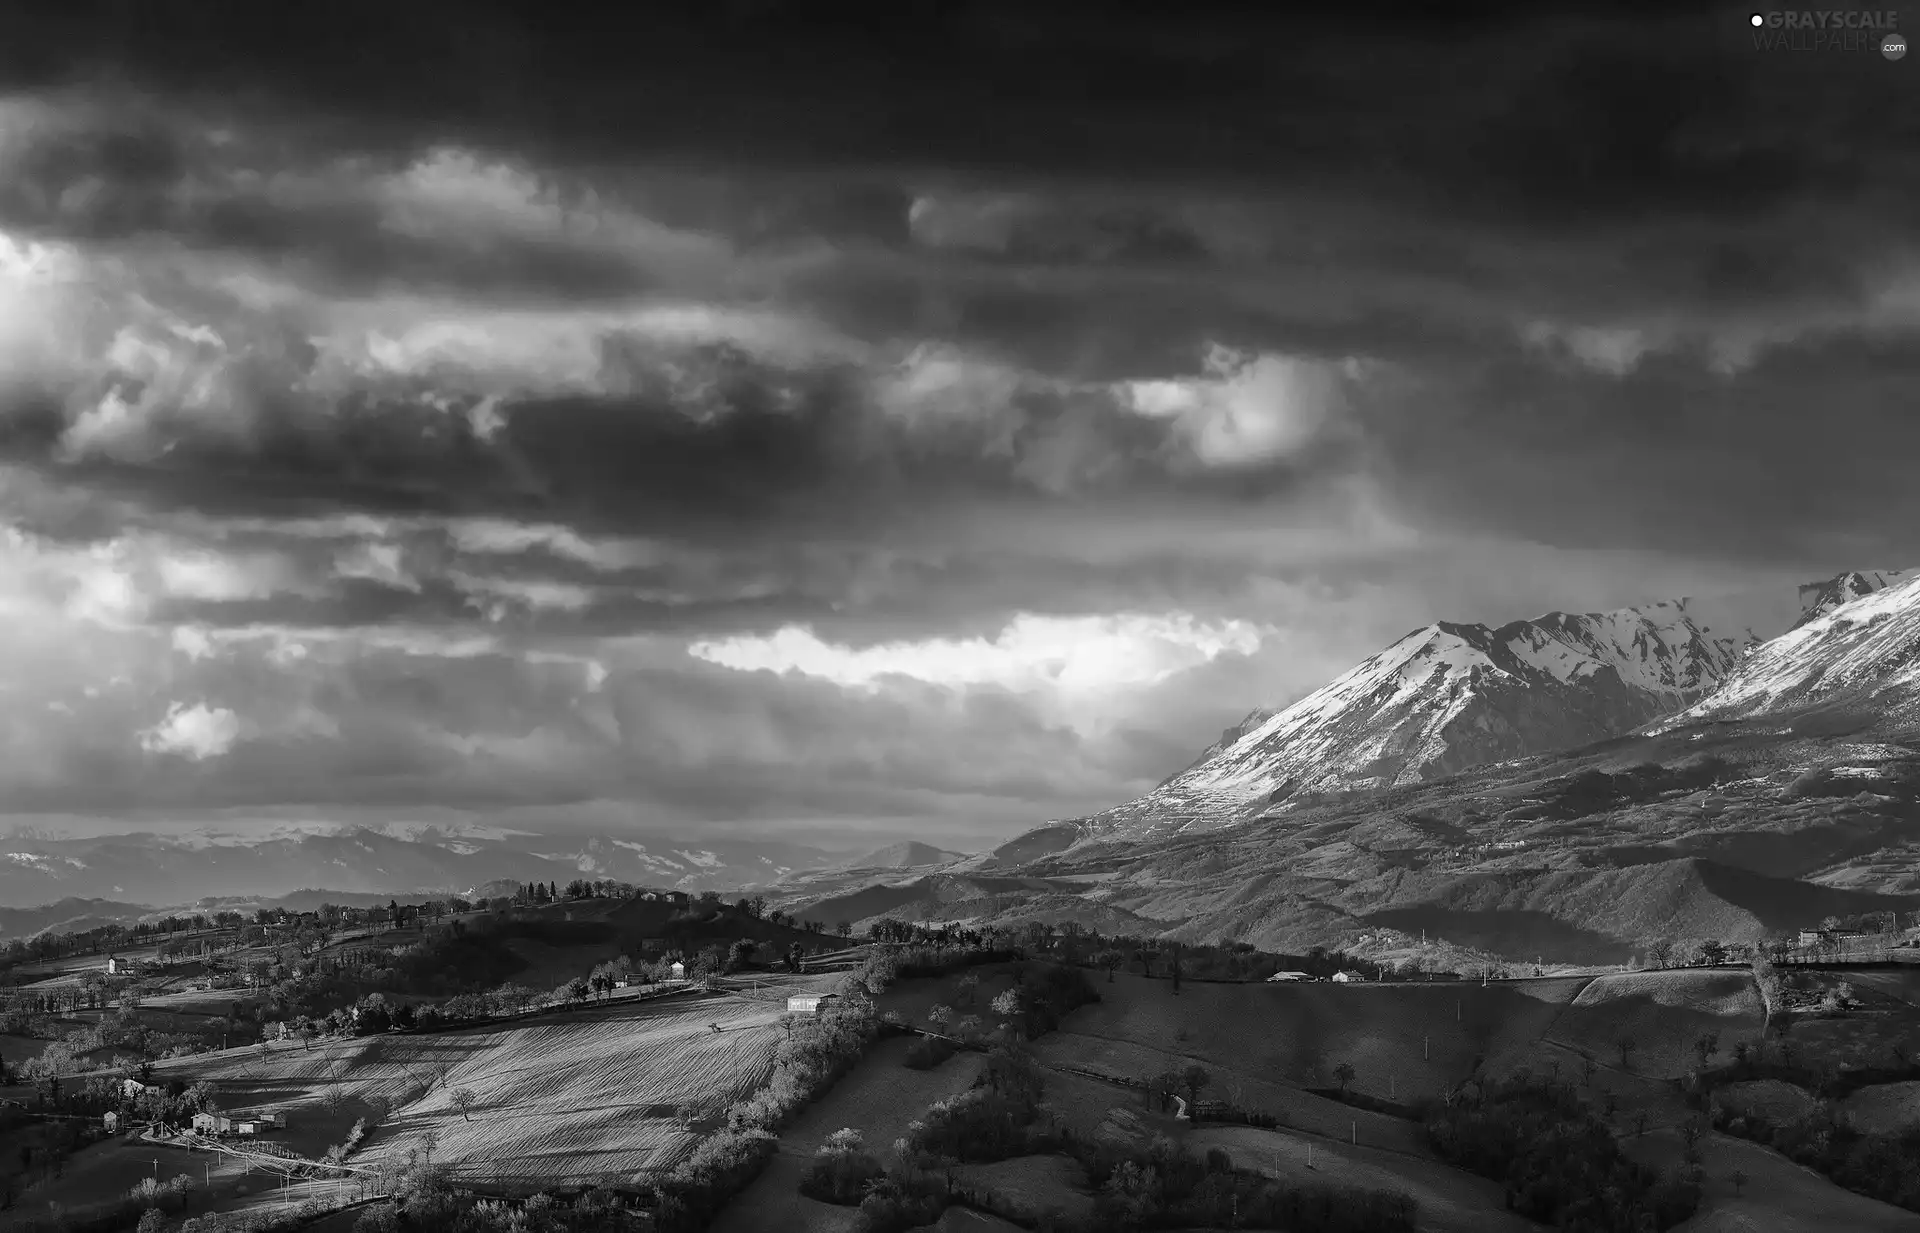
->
[0,3,1911,847]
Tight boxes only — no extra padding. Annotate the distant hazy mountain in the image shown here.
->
[839,841,968,870]
[0,898,154,941]
[1071,598,1754,842]
[0,824,839,911]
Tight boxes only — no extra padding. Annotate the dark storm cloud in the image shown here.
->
[2,0,1917,842]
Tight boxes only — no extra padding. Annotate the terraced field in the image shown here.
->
[156,981,833,1188]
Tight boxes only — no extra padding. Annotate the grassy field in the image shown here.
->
[1626,1128,1920,1232]
[1716,1079,1820,1123]
[1184,1124,1535,1233]
[951,1155,1094,1225]
[1035,972,1588,1106]
[1840,969,1920,1009]
[0,1032,52,1069]
[153,981,832,1190]
[906,1209,1026,1233]
[1542,969,1767,1079]
[710,1036,988,1233]
[1840,1080,1920,1135]
[1,1134,255,1224]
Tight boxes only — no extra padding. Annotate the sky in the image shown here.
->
[0,1,1914,850]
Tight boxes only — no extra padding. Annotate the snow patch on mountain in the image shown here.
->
[1656,572,1920,729]
[1077,599,1754,841]
[1792,570,1909,630]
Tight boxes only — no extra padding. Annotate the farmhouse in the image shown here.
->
[1266,971,1311,982]
[1330,970,1363,983]
[105,954,142,977]
[193,1112,233,1134]
[669,961,686,980]
[235,1119,262,1135]
[121,1078,163,1099]
[102,1111,118,1132]
[787,993,837,1015]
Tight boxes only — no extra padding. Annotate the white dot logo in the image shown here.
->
[1750,12,1764,26]
[1886,33,1908,60]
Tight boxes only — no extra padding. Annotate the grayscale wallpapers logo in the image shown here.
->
[1748,9,1906,55]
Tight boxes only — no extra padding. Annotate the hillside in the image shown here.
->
[1658,572,1920,731]
[1070,598,1757,844]
[785,700,1920,963]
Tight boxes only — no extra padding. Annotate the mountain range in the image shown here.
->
[0,824,841,926]
[14,568,1920,968]
[1077,599,1761,844]
[771,569,1920,964]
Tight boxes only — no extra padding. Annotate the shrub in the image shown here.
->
[1427,1074,1699,1230]
[801,1128,886,1205]
[903,1035,958,1069]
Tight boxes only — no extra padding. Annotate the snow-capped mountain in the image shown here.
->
[1071,599,1757,841]
[1657,571,1920,730]
[1791,570,1908,630]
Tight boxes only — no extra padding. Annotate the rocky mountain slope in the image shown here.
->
[1791,570,1908,630]
[1075,599,1757,842]
[774,571,1920,965]
[1659,572,1920,730]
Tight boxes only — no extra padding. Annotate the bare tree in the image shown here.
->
[420,1126,440,1164]
[450,1088,478,1122]
[1615,1034,1638,1069]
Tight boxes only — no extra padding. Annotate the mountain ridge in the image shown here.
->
[1070,597,1755,843]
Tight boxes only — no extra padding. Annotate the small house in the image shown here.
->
[787,993,836,1015]
[192,1112,232,1135]
[613,978,631,989]
[1266,971,1310,982]
[264,1111,286,1129]
[669,961,686,980]
[102,1111,118,1132]
[122,1077,162,1099]
[235,1120,261,1135]
[1330,970,1362,984]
